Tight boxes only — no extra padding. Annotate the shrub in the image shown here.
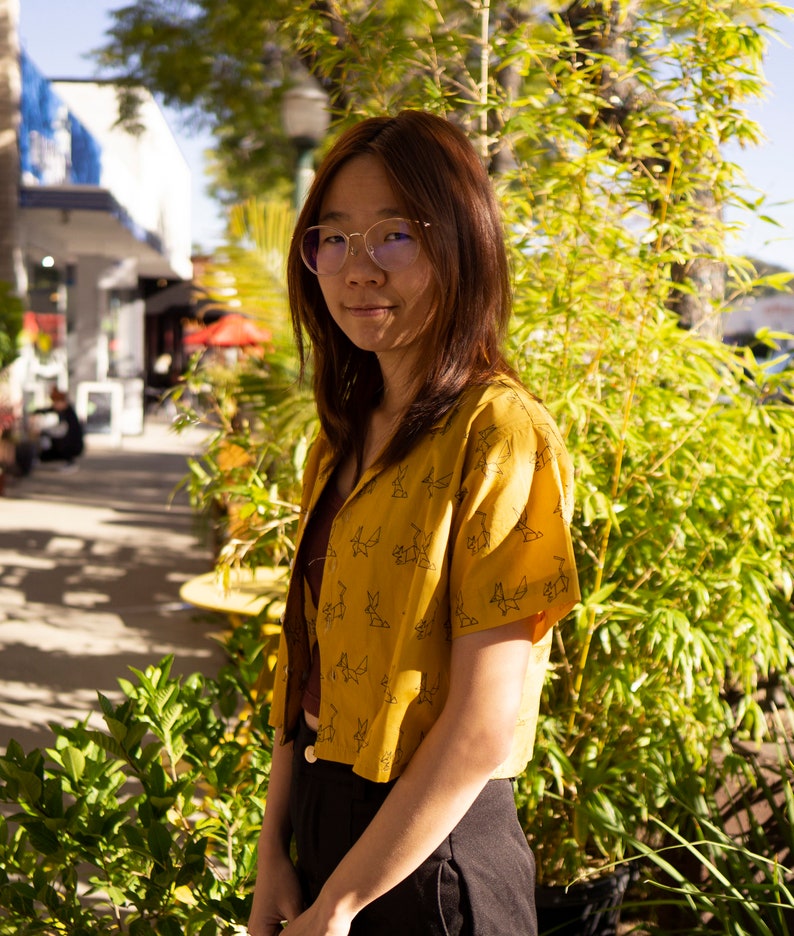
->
[0,621,271,935]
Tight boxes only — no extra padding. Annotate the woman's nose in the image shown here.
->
[344,236,385,284]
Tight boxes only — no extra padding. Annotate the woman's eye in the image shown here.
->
[386,231,410,242]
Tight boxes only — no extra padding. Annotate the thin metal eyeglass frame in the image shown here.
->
[299,218,430,276]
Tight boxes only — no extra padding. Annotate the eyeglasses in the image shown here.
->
[300,217,429,276]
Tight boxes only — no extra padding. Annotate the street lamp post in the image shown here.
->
[281,77,330,210]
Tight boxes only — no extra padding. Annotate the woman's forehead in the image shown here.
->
[319,155,406,223]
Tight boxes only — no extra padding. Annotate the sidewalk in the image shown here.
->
[0,415,229,754]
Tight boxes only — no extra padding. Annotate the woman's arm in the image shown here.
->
[283,614,539,936]
[248,730,305,936]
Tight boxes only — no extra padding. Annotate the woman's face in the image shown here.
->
[314,155,438,377]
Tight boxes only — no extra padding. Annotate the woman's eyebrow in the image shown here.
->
[318,207,404,225]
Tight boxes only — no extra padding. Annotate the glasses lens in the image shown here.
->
[301,226,347,275]
[300,218,424,275]
[367,218,421,272]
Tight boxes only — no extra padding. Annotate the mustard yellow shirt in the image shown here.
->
[269,378,580,783]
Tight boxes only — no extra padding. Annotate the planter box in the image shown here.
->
[536,868,630,936]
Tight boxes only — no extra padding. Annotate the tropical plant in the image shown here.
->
[172,198,316,571]
[0,621,271,935]
[497,10,794,880]
[198,198,295,337]
[630,698,794,934]
[512,290,794,881]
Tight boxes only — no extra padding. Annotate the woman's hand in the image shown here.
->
[276,890,355,936]
[247,849,305,936]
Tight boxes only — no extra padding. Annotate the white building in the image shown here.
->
[724,293,794,351]
[2,18,192,437]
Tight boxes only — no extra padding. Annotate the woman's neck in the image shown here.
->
[335,370,416,499]
[377,352,420,419]
[377,390,410,422]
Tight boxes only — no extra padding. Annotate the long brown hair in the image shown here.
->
[287,109,514,469]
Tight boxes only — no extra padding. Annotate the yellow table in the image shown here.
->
[180,565,288,701]
[180,565,287,623]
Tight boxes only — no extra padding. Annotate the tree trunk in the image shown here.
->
[0,0,24,296]
[670,188,726,338]
[562,0,725,336]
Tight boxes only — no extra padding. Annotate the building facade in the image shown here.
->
[1,0,192,437]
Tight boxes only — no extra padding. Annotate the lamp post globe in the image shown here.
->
[282,78,330,209]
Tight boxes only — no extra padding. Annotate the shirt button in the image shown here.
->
[304,744,318,764]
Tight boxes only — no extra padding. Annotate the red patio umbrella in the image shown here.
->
[184,314,273,348]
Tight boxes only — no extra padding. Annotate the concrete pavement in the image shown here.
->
[0,414,229,754]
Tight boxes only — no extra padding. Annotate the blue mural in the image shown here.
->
[19,51,102,186]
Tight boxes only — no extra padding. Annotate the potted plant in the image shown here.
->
[510,257,794,935]
[486,11,794,925]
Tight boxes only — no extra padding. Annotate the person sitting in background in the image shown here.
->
[35,388,84,468]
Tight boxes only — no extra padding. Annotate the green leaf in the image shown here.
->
[23,820,60,855]
[147,821,172,867]
[61,746,86,783]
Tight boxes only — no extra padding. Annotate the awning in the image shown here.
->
[19,185,183,280]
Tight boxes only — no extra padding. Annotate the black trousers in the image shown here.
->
[289,715,538,936]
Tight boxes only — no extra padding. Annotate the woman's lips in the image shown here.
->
[346,304,394,317]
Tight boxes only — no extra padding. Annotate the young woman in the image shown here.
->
[248,110,579,936]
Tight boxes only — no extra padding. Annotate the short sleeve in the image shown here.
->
[449,404,579,639]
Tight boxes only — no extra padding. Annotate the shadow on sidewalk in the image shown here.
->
[0,429,229,753]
